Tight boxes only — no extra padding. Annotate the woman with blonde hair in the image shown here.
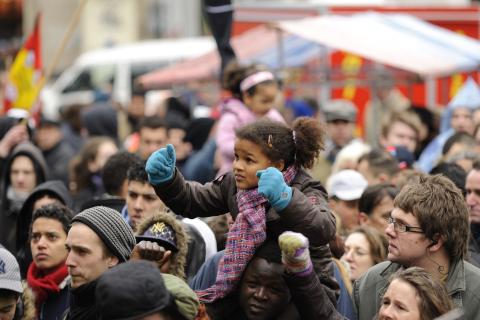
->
[341,226,388,282]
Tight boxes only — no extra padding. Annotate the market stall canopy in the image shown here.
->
[138,25,323,88]
[139,12,480,88]
[276,12,480,77]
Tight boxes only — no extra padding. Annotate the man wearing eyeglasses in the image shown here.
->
[353,174,480,320]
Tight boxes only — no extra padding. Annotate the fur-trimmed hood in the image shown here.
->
[14,281,36,320]
[135,210,189,281]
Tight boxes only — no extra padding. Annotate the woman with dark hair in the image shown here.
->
[377,267,456,320]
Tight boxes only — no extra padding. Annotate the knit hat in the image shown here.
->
[136,221,178,252]
[96,260,173,320]
[162,273,199,320]
[72,206,135,262]
[0,247,23,293]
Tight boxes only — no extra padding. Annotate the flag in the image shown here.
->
[4,14,42,113]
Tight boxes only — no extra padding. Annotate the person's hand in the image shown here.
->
[130,240,172,270]
[278,231,312,276]
[146,144,176,185]
[256,167,292,211]
[0,124,28,158]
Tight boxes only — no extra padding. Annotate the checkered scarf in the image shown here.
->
[196,166,297,303]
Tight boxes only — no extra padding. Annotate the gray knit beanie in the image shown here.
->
[72,206,135,262]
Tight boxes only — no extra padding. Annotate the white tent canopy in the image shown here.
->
[276,12,480,77]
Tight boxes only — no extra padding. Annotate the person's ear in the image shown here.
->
[107,255,119,268]
[428,235,443,252]
[272,160,285,172]
[358,212,369,225]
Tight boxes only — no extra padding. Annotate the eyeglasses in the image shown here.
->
[386,217,423,234]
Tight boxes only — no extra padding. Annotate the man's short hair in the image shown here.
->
[31,203,74,235]
[430,162,467,197]
[358,149,400,179]
[393,174,469,262]
[442,132,476,156]
[102,151,143,195]
[139,116,167,131]
[381,111,422,139]
[359,183,399,216]
[126,159,149,184]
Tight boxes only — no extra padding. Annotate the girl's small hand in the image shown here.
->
[256,167,292,211]
[146,144,176,185]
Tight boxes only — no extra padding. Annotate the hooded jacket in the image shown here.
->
[135,211,189,280]
[16,180,72,276]
[417,77,480,173]
[0,142,48,253]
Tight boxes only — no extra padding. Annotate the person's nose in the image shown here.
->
[344,249,354,263]
[379,304,394,320]
[253,286,268,301]
[66,251,76,268]
[37,236,48,249]
[385,222,396,238]
[467,193,477,207]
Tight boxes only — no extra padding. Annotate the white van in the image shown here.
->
[41,37,216,120]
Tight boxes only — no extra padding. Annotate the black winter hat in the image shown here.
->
[96,260,173,320]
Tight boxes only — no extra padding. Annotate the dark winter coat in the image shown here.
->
[0,142,48,253]
[153,169,339,301]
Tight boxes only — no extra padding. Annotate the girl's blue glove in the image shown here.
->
[145,144,176,185]
[256,167,292,211]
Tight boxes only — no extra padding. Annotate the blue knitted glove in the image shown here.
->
[145,144,176,185]
[256,167,292,211]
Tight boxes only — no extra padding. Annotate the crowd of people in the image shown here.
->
[1,61,480,320]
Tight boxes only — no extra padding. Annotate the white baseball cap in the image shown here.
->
[327,170,368,201]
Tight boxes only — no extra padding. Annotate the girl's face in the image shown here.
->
[341,232,375,281]
[378,279,421,320]
[233,138,274,190]
[243,82,278,116]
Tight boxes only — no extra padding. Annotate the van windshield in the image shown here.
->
[62,65,115,94]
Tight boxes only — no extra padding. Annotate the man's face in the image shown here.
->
[326,120,355,147]
[168,128,191,161]
[365,195,393,234]
[139,127,168,160]
[0,294,17,320]
[10,155,36,194]
[356,160,378,185]
[238,257,290,320]
[385,208,429,267]
[329,198,360,233]
[451,107,474,135]
[126,181,165,228]
[66,223,118,288]
[382,121,417,153]
[466,169,480,224]
[30,217,68,272]
[34,125,62,151]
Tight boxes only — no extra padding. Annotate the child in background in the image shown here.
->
[215,61,285,176]
[146,117,337,304]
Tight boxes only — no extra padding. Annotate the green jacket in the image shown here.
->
[353,260,480,320]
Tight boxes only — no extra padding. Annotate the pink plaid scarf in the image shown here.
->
[196,166,297,303]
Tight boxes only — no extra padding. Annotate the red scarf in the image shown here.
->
[27,262,69,310]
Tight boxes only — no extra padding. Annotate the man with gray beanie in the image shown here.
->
[64,206,136,320]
